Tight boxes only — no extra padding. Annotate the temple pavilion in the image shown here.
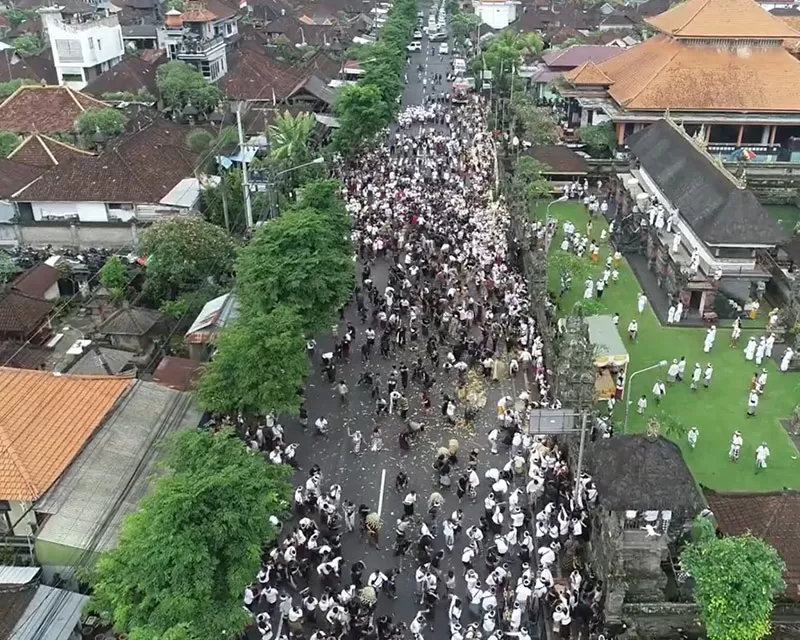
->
[557,0,800,153]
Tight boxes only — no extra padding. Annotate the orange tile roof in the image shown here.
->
[0,368,131,502]
[564,60,614,85]
[645,0,800,38]
[591,34,800,112]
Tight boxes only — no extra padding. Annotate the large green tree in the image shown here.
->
[156,61,222,113]
[195,305,309,415]
[451,11,480,48]
[332,83,390,156]
[680,517,785,640]
[236,205,353,331]
[90,429,292,640]
[361,41,405,109]
[578,122,617,158]
[511,93,559,144]
[75,108,128,138]
[509,156,551,215]
[140,217,236,301]
[477,31,543,95]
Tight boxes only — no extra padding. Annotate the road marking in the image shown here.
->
[377,468,387,517]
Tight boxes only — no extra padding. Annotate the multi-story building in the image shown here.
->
[39,5,125,89]
[159,0,240,82]
[472,0,520,30]
[558,0,800,158]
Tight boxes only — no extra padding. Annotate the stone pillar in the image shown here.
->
[736,125,744,146]
[69,222,79,249]
[705,125,712,144]
[769,125,777,145]
[130,222,139,250]
[616,122,625,145]
[761,125,770,145]
[580,109,590,128]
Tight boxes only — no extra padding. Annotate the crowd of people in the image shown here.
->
[235,92,605,640]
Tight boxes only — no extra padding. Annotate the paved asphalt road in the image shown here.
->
[246,12,536,640]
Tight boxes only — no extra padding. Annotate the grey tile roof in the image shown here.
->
[628,120,788,246]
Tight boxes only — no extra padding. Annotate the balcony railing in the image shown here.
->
[55,15,119,32]
[176,35,225,56]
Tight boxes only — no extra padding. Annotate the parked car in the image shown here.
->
[429,31,447,41]
[439,42,449,54]
[413,29,423,39]
[407,41,422,51]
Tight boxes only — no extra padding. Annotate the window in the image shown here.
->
[61,73,84,82]
[97,38,102,50]
[55,38,83,63]
[88,38,94,49]
[108,203,134,211]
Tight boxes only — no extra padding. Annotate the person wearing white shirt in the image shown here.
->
[538,544,556,568]
[755,442,770,470]
[729,431,743,461]
[461,545,475,568]
[243,585,255,610]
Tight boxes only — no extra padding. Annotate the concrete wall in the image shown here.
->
[8,500,37,537]
[0,222,141,250]
[33,201,109,223]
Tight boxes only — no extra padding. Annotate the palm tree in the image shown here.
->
[269,110,315,166]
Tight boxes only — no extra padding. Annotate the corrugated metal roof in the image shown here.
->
[0,565,40,585]
[184,293,239,343]
[9,585,88,640]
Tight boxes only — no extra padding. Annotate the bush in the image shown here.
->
[0,131,21,158]
[75,108,128,137]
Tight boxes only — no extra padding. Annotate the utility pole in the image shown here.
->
[573,411,588,502]
[220,178,231,232]
[236,104,254,229]
[265,126,278,219]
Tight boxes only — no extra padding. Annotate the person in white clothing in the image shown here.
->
[637,292,647,314]
[755,442,770,471]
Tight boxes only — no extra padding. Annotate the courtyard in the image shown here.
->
[541,202,799,492]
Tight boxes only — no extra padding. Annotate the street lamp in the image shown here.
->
[275,156,325,177]
[265,157,327,220]
[623,360,668,433]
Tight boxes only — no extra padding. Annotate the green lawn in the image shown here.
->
[539,203,799,492]
[765,204,800,235]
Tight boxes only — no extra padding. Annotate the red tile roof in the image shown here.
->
[0,158,42,199]
[0,86,109,134]
[7,134,95,169]
[153,355,203,390]
[83,53,166,98]
[222,44,304,101]
[11,264,61,299]
[13,119,199,204]
[705,490,800,601]
[0,53,57,85]
[0,291,53,337]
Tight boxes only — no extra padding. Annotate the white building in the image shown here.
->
[471,0,520,30]
[159,1,240,83]
[39,5,125,89]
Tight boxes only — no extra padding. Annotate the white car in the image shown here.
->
[407,41,422,51]
[439,42,449,55]
[413,29,423,39]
